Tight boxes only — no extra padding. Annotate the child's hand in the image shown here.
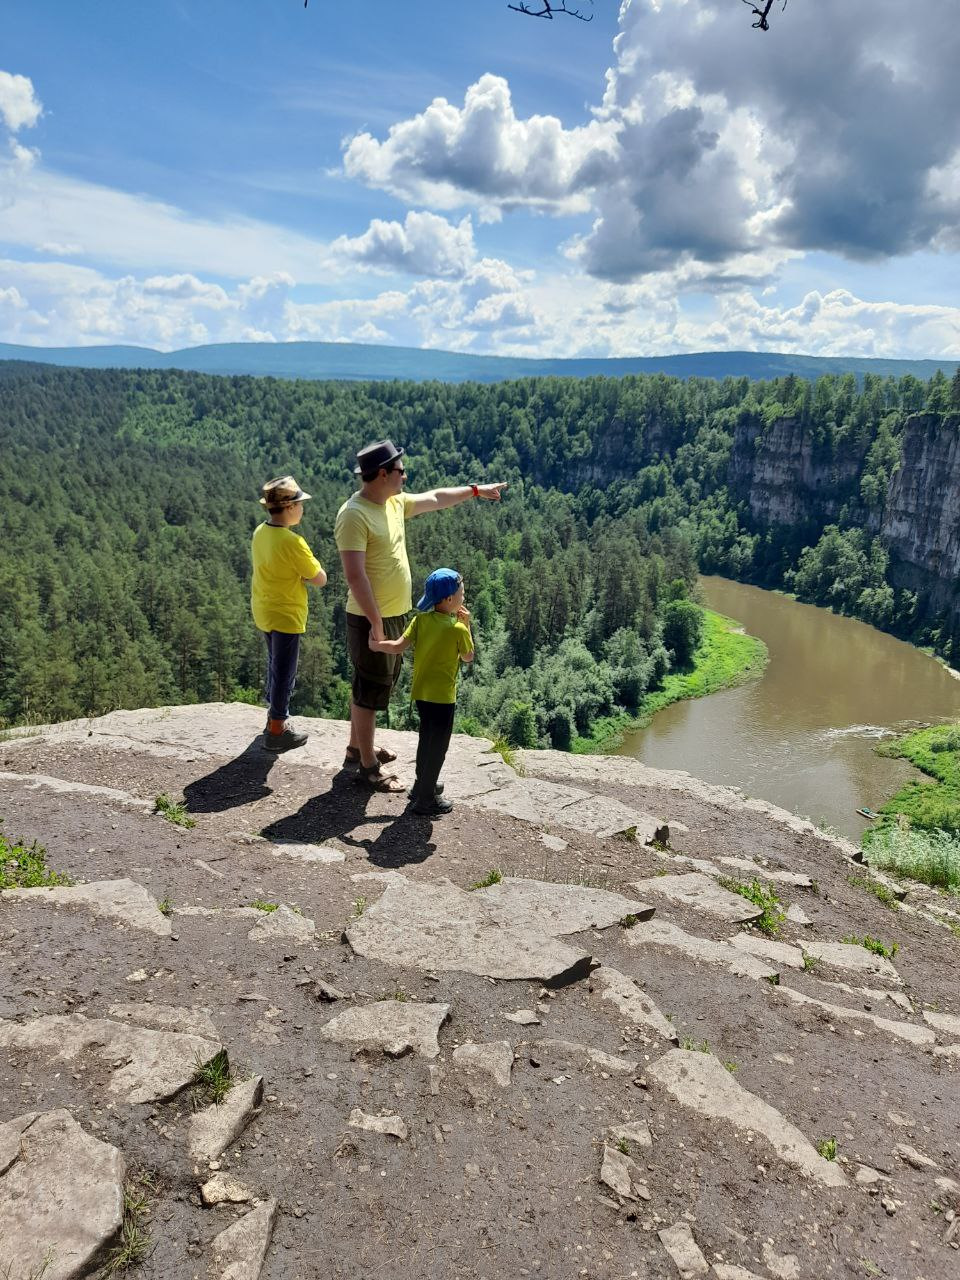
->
[368,636,384,651]
[457,604,471,622]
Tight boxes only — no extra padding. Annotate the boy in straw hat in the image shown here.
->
[251,475,327,752]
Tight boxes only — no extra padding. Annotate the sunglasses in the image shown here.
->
[388,464,406,475]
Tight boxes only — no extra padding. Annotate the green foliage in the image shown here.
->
[193,1048,233,1105]
[872,724,960,837]
[718,876,785,937]
[842,934,900,959]
[662,599,705,666]
[817,1137,838,1161]
[863,825,960,891]
[470,868,503,890]
[153,794,196,829]
[157,896,173,916]
[846,875,900,909]
[249,899,279,912]
[0,822,72,889]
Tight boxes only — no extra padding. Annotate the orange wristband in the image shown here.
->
[471,484,479,497]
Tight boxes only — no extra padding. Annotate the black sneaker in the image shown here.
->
[407,782,445,800]
[412,794,454,816]
[262,728,308,753]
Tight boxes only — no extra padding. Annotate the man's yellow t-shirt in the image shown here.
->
[250,523,322,634]
[404,611,473,704]
[334,492,416,618]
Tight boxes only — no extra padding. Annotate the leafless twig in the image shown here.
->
[742,0,788,31]
[507,0,594,20]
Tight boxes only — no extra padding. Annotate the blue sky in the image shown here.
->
[1,0,958,358]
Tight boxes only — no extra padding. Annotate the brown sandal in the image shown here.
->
[354,762,406,793]
[344,745,397,767]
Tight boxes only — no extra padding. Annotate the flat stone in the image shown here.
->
[540,833,568,852]
[532,1039,638,1074]
[0,770,150,808]
[632,873,762,924]
[0,1109,125,1280]
[924,1009,960,1037]
[624,919,778,982]
[649,1050,848,1187]
[855,1165,888,1185]
[776,987,934,1046]
[654,850,722,876]
[108,1002,218,1040]
[802,941,900,982]
[503,1009,541,1026]
[452,1041,514,1087]
[345,875,593,983]
[895,1142,938,1170]
[270,841,345,864]
[471,777,665,842]
[713,1267,766,1280]
[474,876,654,935]
[0,1013,222,1103]
[657,1221,710,1278]
[211,1197,278,1280]
[864,987,913,1014]
[348,1108,408,1140]
[761,1243,800,1280]
[189,1076,265,1163]
[247,904,316,943]
[2,878,171,937]
[201,1174,254,1205]
[728,933,805,968]
[933,1043,960,1059]
[320,1001,450,1059]
[717,857,813,888]
[592,966,679,1043]
[936,1176,960,1195]
[600,1144,650,1202]
[785,904,811,926]
[608,1118,653,1149]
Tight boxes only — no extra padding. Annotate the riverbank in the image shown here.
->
[872,723,960,836]
[571,608,768,754]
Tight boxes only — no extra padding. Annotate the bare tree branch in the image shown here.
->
[742,0,788,32]
[506,0,594,20]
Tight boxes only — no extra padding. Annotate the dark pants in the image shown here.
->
[414,700,455,801]
[263,631,301,720]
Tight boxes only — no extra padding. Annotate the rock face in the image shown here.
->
[2,877,171,936]
[649,1050,848,1188]
[0,1109,125,1280]
[0,1012,222,1103]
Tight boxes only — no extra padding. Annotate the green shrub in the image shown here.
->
[863,825,960,891]
[718,876,785,937]
[0,822,72,890]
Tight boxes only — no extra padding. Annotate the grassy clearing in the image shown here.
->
[573,610,767,753]
[862,823,960,892]
[193,1049,233,1106]
[0,822,72,890]
[871,722,960,837]
[153,794,196,829]
[717,876,785,937]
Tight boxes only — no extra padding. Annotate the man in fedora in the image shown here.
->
[252,475,327,752]
[335,439,506,791]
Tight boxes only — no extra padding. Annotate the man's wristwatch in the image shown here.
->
[471,484,480,498]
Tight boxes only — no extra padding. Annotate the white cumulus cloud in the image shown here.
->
[0,71,42,133]
[331,211,476,278]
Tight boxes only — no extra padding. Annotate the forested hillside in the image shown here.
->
[2,363,959,744]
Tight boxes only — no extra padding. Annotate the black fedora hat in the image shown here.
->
[354,439,405,476]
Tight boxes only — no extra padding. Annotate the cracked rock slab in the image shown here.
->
[211,1197,278,1280]
[592,966,679,1043]
[0,1109,125,1280]
[713,1267,766,1280]
[247,904,316,943]
[345,875,593,983]
[108,1002,218,1040]
[599,1144,650,1202]
[777,986,934,1046]
[624,919,778,983]
[717,857,813,888]
[2,878,171,937]
[801,940,900,981]
[348,1109,408,1140]
[270,841,345,864]
[0,1013,222,1103]
[649,1050,848,1187]
[189,1075,265,1163]
[320,1001,450,1059]
[923,1009,960,1037]
[532,1038,638,1075]
[657,1221,710,1278]
[473,876,654,935]
[728,933,805,969]
[632,873,762,923]
[452,1040,514,1087]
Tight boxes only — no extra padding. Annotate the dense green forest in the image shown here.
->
[1,362,958,746]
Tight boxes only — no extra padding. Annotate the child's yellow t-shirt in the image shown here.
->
[404,611,472,704]
[250,523,322,634]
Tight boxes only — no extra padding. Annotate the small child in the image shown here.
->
[369,567,473,815]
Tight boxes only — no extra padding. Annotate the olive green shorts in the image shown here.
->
[346,613,408,711]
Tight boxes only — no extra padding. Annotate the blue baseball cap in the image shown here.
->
[416,568,462,611]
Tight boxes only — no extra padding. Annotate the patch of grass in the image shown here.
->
[680,1037,710,1053]
[383,987,408,1002]
[193,1048,233,1106]
[0,821,72,890]
[99,1176,154,1277]
[352,896,367,918]
[718,876,785,937]
[249,899,279,912]
[801,952,819,971]
[846,874,900,910]
[862,822,960,891]
[470,868,503,890]
[723,1060,738,1073]
[153,793,196,829]
[3,1254,54,1280]
[858,1262,881,1279]
[618,913,639,929]
[817,1136,838,1161]
[157,896,173,916]
[842,934,899,960]
[615,1137,630,1155]
[487,736,524,775]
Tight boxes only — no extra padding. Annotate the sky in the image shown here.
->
[1,0,959,360]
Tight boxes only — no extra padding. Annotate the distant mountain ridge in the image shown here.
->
[0,339,956,384]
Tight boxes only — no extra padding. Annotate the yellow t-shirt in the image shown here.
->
[334,492,416,618]
[250,523,322,634]
[404,611,473,704]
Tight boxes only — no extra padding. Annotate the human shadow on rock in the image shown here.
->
[183,739,278,814]
[260,771,436,868]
